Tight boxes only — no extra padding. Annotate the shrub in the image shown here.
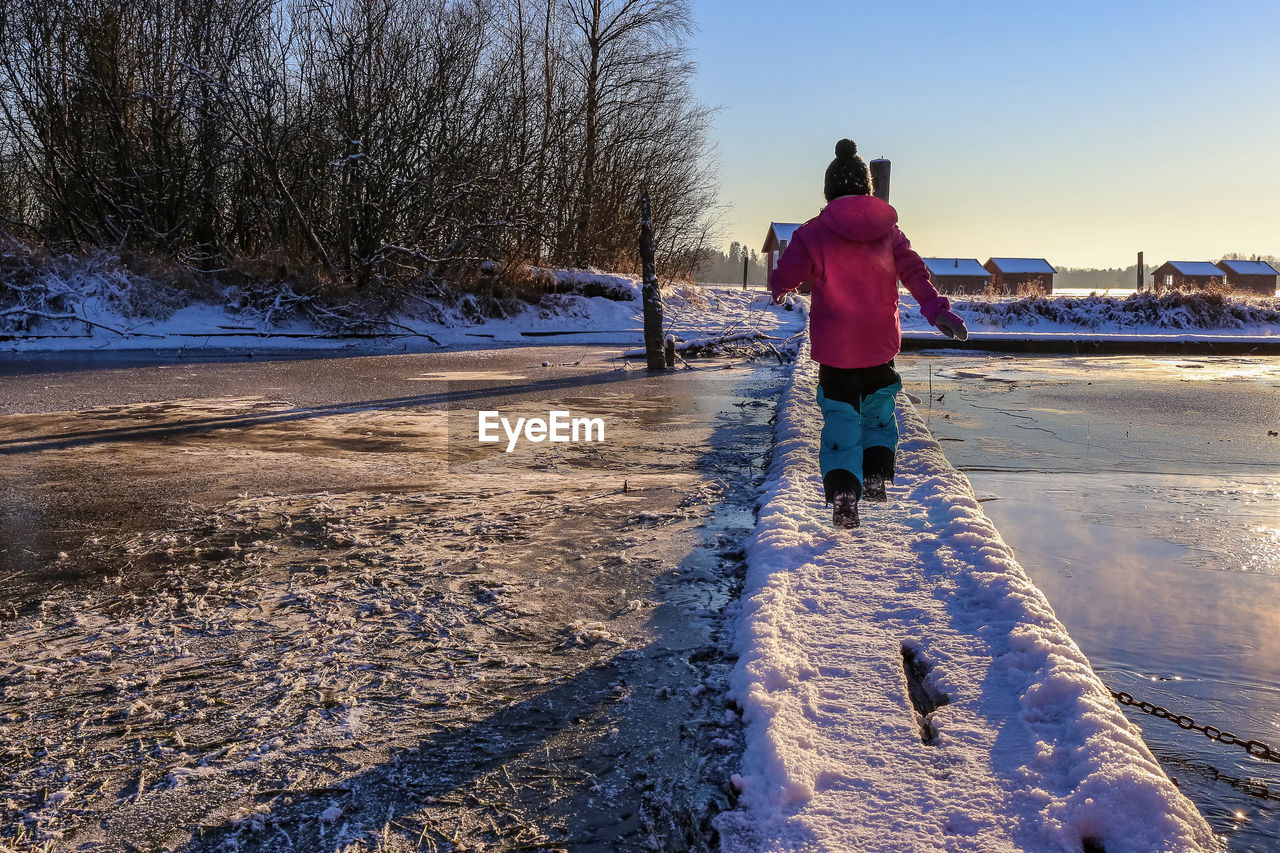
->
[950,287,1280,331]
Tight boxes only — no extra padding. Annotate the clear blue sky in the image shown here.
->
[690,0,1280,268]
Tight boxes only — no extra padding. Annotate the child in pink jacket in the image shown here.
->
[771,139,967,528]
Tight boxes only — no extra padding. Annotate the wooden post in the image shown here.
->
[639,192,666,371]
[742,254,749,289]
[1137,251,1144,292]
[870,158,891,202]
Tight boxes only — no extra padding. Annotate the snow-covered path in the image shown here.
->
[717,343,1219,852]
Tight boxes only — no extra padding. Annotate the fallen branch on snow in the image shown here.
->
[621,330,782,359]
[0,307,154,338]
[380,320,442,345]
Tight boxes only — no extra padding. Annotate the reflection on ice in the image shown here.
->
[973,471,1280,687]
[931,354,1280,384]
[971,469,1280,850]
[900,352,1280,852]
[1121,478,1280,576]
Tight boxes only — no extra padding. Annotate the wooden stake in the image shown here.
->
[870,158,891,202]
[639,192,666,371]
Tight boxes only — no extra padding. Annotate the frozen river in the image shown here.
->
[899,353,1280,853]
[0,345,785,851]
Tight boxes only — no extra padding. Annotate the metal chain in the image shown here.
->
[1110,689,1280,764]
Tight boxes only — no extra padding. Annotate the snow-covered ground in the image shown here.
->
[715,334,1220,852]
[2,256,794,353]
[6,248,1277,356]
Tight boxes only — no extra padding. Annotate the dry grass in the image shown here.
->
[1014,278,1049,298]
[952,286,1280,330]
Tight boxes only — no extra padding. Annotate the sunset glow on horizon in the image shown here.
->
[692,0,1280,269]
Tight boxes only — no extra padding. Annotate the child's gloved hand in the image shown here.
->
[934,310,969,341]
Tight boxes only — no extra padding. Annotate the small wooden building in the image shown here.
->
[1216,259,1279,296]
[924,258,990,295]
[982,258,1056,294]
[763,223,801,274]
[1150,261,1226,292]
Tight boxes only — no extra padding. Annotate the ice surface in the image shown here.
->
[0,341,796,849]
[716,337,1218,852]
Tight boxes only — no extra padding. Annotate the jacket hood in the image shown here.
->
[817,195,897,243]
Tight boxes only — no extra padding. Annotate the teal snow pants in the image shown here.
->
[816,362,902,501]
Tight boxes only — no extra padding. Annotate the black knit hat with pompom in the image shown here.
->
[824,138,871,201]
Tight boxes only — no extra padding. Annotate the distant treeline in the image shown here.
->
[1058,254,1279,290]
[1055,265,1146,290]
[0,0,716,295]
[695,241,767,286]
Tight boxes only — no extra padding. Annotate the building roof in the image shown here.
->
[1160,261,1225,277]
[1217,259,1279,276]
[985,258,1056,275]
[763,222,801,253]
[923,258,989,277]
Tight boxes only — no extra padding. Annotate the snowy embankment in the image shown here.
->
[1,249,792,353]
[716,335,1218,852]
[901,289,1280,347]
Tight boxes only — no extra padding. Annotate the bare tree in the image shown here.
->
[0,0,719,298]
[563,0,692,269]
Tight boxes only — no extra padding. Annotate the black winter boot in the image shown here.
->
[832,490,859,528]
[824,469,861,529]
[862,446,895,502]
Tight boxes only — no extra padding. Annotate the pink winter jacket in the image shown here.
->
[770,195,950,369]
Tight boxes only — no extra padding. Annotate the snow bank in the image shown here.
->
[620,288,802,359]
[448,283,794,352]
[901,290,1280,339]
[717,341,1218,852]
[545,266,641,300]
[0,254,647,351]
[1,249,797,353]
